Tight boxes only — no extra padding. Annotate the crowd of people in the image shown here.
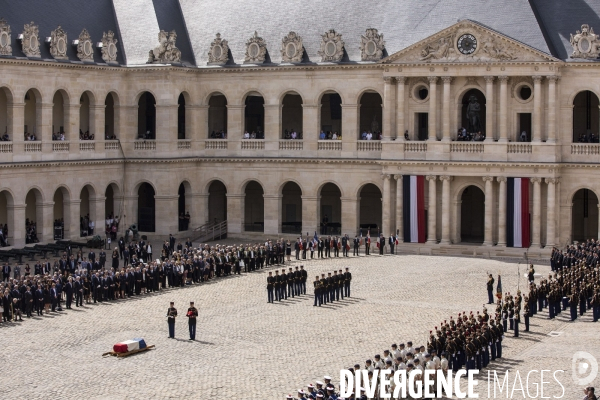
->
[79,129,95,140]
[283,129,302,139]
[209,130,227,139]
[456,127,485,141]
[51,132,66,141]
[243,130,265,139]
[25,219,38,244]
[359,131,382,140]
[105,214,120,241]
[577,132,599,143]
[319,131,342,140]
[0,223,8,247]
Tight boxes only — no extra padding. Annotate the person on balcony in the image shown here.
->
[319,131,326,140]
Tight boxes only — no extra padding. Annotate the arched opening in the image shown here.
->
[53,187,70,240]
[0,87,10,140]
[79,91,92,139]
[25,188,42,243]
[460,185,485,243]
[104,92,118,140]
[359,92,383,140]
[24,89,40,140]
[320,92,342,139]
[319,183,341,235]
[52,90,68,140]
[137,92,156,139]
[359,183,382,235]
[244,94,264,138]
[0,190,14,246]
[572,188,599,242]
[460,89,486,141]
[208,180,227,224]
[281,182,302,234]
[178,93,186,140]
[80,185,96,237]
[105,183,120,239]
[137,183,155,232]
[244,181,264,231]
[573,91,600,142]
[178,181,192,231]
[281,93,303,139]
[208,93,227,138]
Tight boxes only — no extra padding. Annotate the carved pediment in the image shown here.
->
[0,19,12,56]
[101,30,118,63]
[77,29,94,61]
[208,33,229,65]
[360,28,385,61]
[148,30,181,64]
[570,24,600,59]
[244,31,267,64]
[382,20,558,64]
[50,26,68,60]
[318,29,344,62]
[281,31,303,63]
[21,21,40,58]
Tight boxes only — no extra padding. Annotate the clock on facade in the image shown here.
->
[457,34,477,54]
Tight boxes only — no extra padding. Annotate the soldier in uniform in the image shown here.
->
[486,274,495,304]
[267,272,275,303]
[166,301,177,338]
[353,235,360,256]
[326,272,334,303]
[343,268,352,298]
[186,301,198,340]
[274,270,281,301]
[288,268,296,298]
[280,269,288,300]
[300,265,307,295]
[313,276,321,307]
[379,234,385,255]
[320,274,328,305]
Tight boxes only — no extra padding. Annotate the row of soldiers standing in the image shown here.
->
[266,266,308,303]
[313,268,352,306]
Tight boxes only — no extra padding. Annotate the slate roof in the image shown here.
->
[0,0,125,65]
[1,0,599,66]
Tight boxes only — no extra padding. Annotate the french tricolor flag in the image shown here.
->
[506,178,530,248]
[402,175,426,243]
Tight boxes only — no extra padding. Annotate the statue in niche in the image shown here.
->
[466,95,481,133]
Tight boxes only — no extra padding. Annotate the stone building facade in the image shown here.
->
[0,1,599,253]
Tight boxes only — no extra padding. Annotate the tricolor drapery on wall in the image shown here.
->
[506,177,530,248]
[402,175,426,243]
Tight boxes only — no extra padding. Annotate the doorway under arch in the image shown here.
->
[460,185,485,243]
[573,90,600,142]
[137,183,155,232]
[244,181,264,232]
[208,180,227,224]
[359,183,382,235]
[572,188,599,242]
[281,182,302,234]
[461,88,486,137]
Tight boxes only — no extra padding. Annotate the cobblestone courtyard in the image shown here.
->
[1,253,598,399]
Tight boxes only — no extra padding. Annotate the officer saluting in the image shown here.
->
[166,301,177,338]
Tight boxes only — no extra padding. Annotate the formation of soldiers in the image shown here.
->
[312,268,352,306]
[266,266,308,303]
[290,304,505,399]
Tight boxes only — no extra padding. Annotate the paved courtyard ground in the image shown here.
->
[1,253,598,399]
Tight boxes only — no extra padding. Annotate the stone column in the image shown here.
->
[394,174,403,240]
[66,103,80,139]
[91,196,106,238]
[67,199,81,239]
[598,204,600,242]
[189,193,208,227]
[40,201,55,243]
[497,177,507,247]
[185,105,207,141]
[340,197,358,236]
[302,104,319,151]
[9,102,24,140]
[427,77,438,141]
[263,194,282,235]
[381,174,391,236]
[395,77,406,141]
[483,176,494,246]
[40,103,53,143]
[546,76,557,143]
[263,104,281,148]
[155,104,178,142]
[498,76,508,142]
[484,76,495,141]
[426,175,437,243]
[154,195,179,236]
[341,104,359,153]
[120,195,138,235]
[9,204,26,247]
[383,77,396,140]
[440,175,452,244]
[90,105,105,137]
[226,105,244,138]
[545,178,557,247]
[225,193,244,234]
[301,195,318,236]
[441,77,452,141]
[532,76,543,142]
[531,177,542,247]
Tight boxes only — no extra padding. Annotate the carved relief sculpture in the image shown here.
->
[148,30,181,63]
[318,29,344,62]
[570,24,600,59]
[77,29,94,61]
[21,21,40,58]
[101,30,118,63]
[50,26,68,60]
[207,33,229,65]
[360,28,385,61]
[244,31,267,64]
[420,34,454,61]
[0,19,12,56]
[480,37,516,60]
[280,31,303,63]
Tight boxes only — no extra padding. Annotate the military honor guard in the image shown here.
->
[166,301,177,338]
[186,301,198,340]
